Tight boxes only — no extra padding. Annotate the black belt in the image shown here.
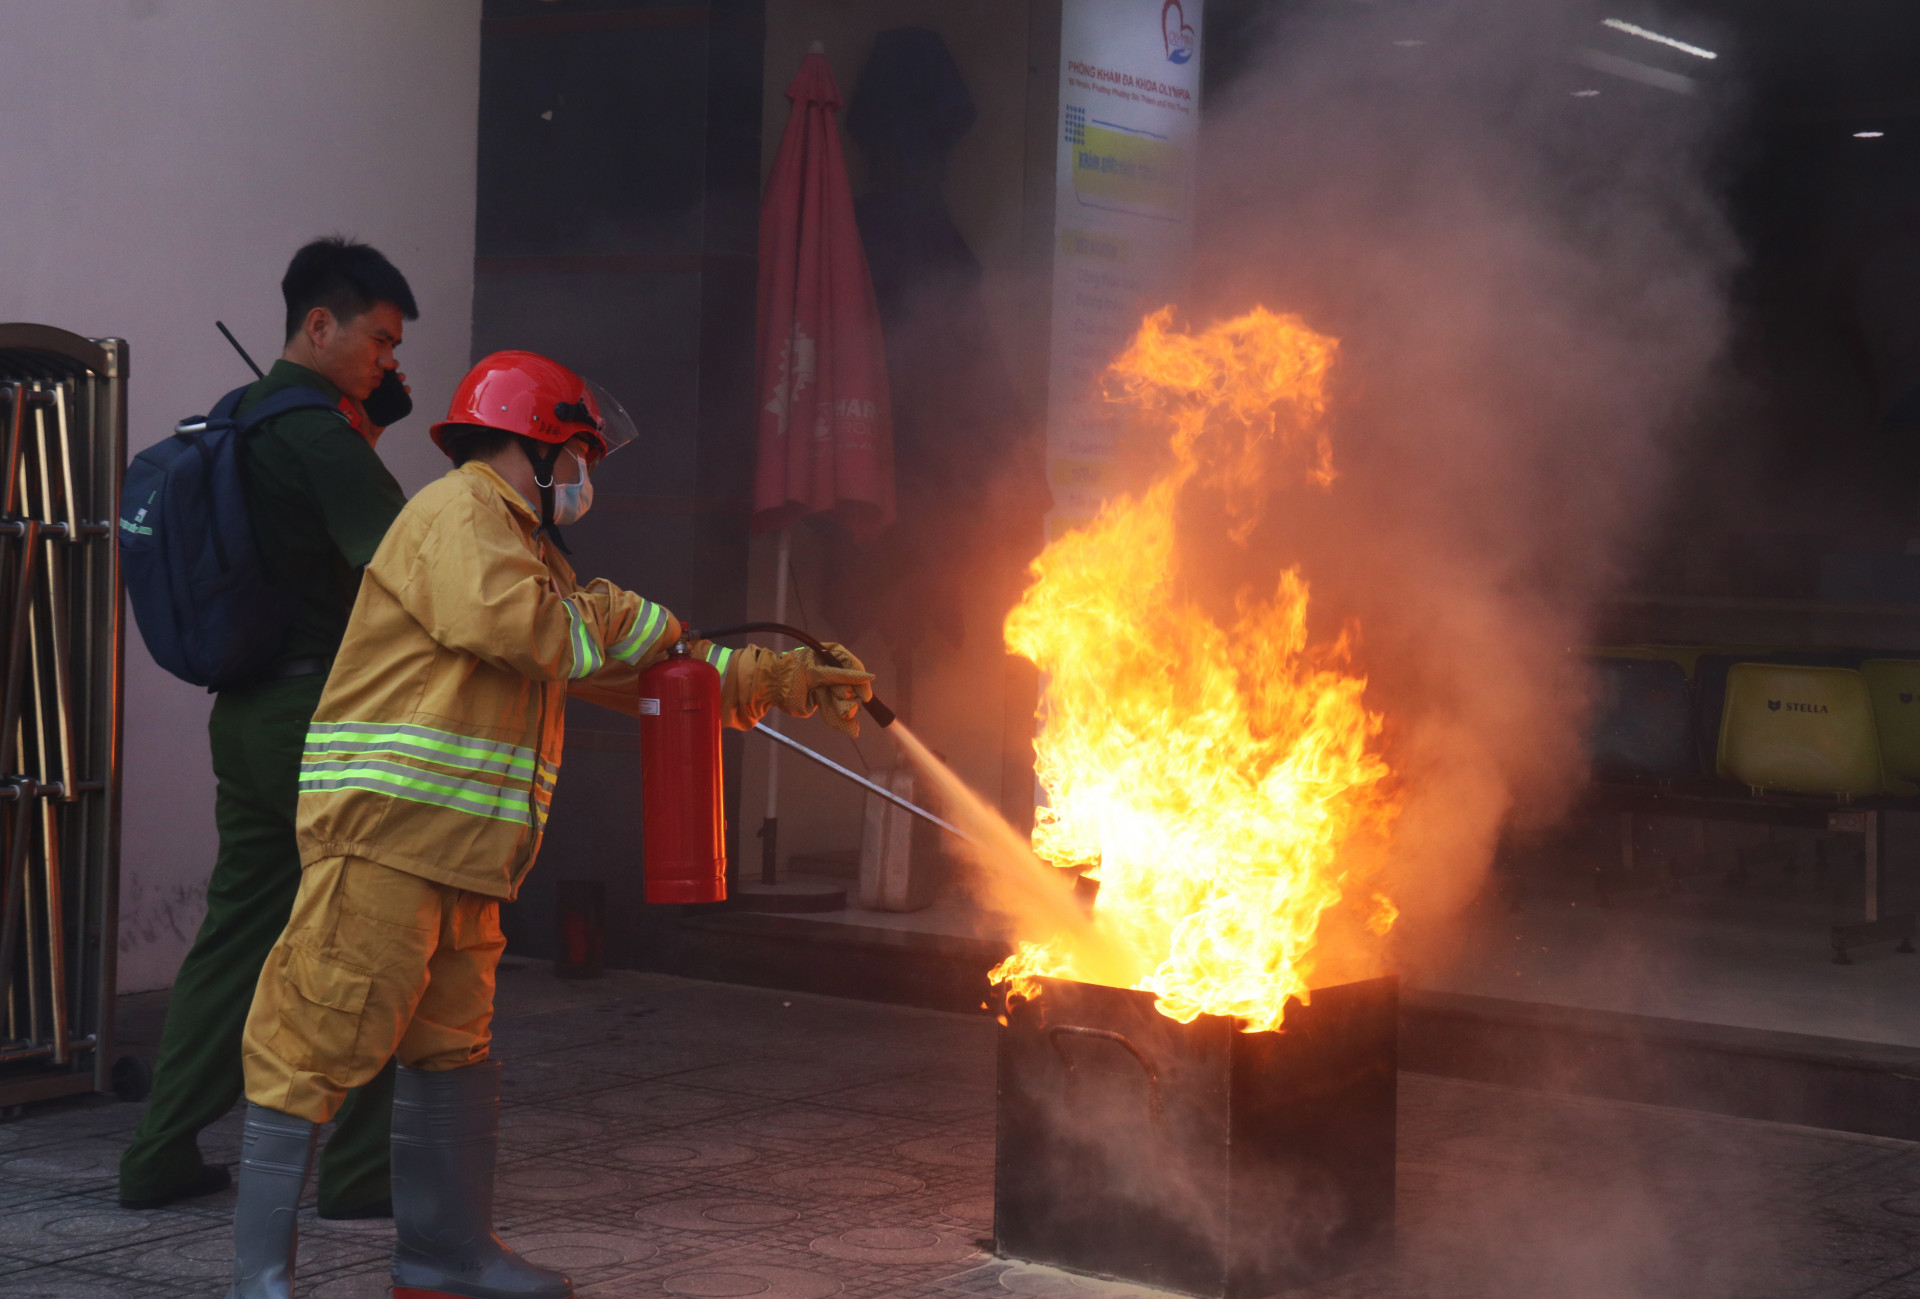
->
[266,655,334,682]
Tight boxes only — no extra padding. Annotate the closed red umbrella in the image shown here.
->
[751,46,895,539]
[749,46,895,891]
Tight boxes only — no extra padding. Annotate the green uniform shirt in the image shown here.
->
[236,360,407,666]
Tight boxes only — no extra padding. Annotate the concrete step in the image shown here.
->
[652,910,1920,1141]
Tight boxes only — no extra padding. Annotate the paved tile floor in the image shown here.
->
[2,967,1917,1298]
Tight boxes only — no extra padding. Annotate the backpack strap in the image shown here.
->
[205,384,254,424]
[231,385,348,436]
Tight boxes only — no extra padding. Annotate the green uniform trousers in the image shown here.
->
[117,674,394,1213]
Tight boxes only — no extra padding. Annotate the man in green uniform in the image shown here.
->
[118,238,415,1217]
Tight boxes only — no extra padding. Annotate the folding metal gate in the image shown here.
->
[0,324,126,1108]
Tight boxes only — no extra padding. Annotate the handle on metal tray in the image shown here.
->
[1047,1025,1164,1120]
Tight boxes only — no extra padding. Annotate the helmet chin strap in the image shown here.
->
[520,439,572,554]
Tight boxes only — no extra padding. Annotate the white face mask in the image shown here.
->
[551,450,593,526]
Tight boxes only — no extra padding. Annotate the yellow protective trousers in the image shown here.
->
[242,856,503,1123]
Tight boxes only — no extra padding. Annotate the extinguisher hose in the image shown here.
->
[689,622,897,728]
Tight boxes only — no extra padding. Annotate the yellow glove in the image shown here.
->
[766,642,874,738]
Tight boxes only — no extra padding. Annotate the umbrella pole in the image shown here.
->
[759,528,792,885]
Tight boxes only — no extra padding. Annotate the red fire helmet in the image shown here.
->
[430,350,638,465]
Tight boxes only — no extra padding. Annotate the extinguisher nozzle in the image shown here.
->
[863,695,896,728]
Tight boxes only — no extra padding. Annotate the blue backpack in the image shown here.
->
[119,384,342,690]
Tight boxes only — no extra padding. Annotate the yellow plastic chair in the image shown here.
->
[1861,659,1920,782]
[1716,663,1914,797]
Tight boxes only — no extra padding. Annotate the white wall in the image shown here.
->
[0,0,482,991]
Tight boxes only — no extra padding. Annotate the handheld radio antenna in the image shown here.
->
[215,321,266,379]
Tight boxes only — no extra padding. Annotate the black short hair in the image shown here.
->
[281,236,419,342]
[439,426,521,466]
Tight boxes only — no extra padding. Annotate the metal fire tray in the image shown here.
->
[995,974,1396,1297]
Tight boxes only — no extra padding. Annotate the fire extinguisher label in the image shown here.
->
[638,697,661,715]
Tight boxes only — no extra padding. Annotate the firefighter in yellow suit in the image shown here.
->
[224,351,874,1299]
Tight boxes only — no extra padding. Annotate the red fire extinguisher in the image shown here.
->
[638,637,727,904]
[637,624,895,905]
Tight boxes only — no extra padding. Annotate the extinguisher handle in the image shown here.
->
[689,621,896,728]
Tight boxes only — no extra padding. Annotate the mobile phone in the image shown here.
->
[364,369,413,427]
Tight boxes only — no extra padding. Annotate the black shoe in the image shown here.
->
[318,1198,392,1221]
[117,1162,231,1210]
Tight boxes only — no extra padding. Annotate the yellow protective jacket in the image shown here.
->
[295,461,778,900]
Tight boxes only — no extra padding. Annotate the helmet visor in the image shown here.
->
[581,377,638,463]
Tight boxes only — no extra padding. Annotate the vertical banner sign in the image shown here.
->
[1046,0,1204,534]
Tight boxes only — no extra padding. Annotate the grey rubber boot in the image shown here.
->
[390,1061,571,1299]
[226,1103,316,1299]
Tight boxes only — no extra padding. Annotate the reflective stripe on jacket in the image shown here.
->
[296,461,777,899]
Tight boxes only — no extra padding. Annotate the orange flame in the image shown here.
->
[990,307,1397,1032]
